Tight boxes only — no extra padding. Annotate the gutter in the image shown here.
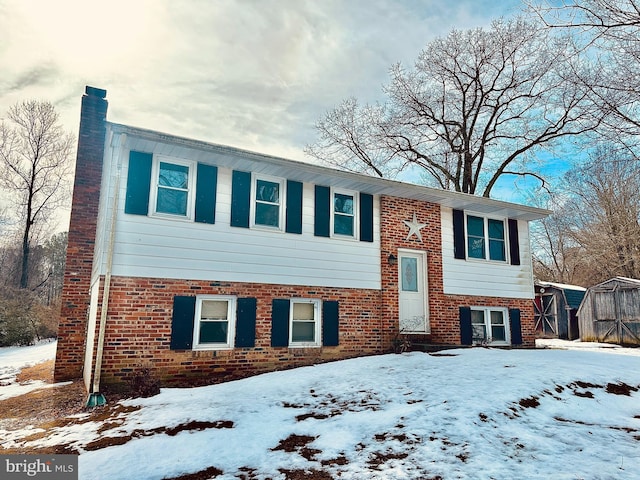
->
[86,133,126,408]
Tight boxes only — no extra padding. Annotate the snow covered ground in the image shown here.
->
[0,340,63,401]
[1,340,640,480]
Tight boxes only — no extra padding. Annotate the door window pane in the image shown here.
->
[401,257,418,292]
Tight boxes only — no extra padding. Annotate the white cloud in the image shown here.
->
[0,0,526,164]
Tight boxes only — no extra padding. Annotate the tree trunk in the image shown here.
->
[20,218,30,289]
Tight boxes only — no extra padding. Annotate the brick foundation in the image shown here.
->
[86,277,383,387]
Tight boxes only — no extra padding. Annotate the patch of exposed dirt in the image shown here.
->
[606,382,638,396]
[271,434,321,461]
[367,450,409,470]
[518,396,540,409]
[278,468,334,480]
[162,465,224,479]
[84,419,235,451]
[0,359,89,454]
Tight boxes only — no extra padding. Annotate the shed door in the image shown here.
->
[534,294,558,337]
[398,250,429,333]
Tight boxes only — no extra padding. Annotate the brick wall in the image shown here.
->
[87,277,383,387]
[54,87,108,381]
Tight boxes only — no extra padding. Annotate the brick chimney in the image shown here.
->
[54,86,108,381]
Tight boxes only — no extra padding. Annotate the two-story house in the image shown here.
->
[54,87,549,392]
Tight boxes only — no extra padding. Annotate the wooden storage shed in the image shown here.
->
[577,277,640,346]
[534,281,586,340]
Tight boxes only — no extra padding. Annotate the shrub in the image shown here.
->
[129,367,161,398]
[0,286,59,346]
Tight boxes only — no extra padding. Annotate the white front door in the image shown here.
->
[398,250,429,333]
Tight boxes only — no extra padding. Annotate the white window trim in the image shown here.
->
[193,295,237,351]
[331,188,358,239]
[289,298,322,348]
[250,173,286,231]
[470,306,510,346]
[464,213,508,263]
[149,155,197,221]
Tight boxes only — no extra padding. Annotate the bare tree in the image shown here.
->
[561,145,640,284]
[531,195,591,286]
[306,18,601,197]
[0,101,74,289]
[529,0,640,143]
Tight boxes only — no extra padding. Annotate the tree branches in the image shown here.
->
[306,18,600,197]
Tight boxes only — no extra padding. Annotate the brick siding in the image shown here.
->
[86,277,382,387]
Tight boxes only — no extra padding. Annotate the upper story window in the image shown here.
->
[252,175,284,230]
[193,296,237,350]
[332,190,357,238]
[150,157,196,219]
[466,215,506,262]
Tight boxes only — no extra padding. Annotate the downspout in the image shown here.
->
[87,133,126,408]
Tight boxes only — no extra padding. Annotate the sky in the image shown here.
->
[0,0,531,231]
[2,339,640,479]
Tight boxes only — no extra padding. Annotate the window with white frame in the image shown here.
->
[466,214,506,261]
[290,299,321,347]
[151,157,196,219]
[332,190,357,237]
[471,307,510,345]
[253,175,284,229]
[193,296,237,350]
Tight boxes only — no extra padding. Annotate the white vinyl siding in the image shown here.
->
[441,207,534,299]
[102,165,381,290]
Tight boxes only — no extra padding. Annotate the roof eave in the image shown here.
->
[108,122,551,222]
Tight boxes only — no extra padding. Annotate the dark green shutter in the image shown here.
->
[124,151,153,215]
[509,308,523,345]
[314,185,330,237]
[286,180,303,234]
[271,299,290,347]
[235,297,257,348]
[195,163,217,224]
[453,209,466,259]
[322,300,339,346]
[508,219,521,266]
[459,306,472,345]
[359,193,374,242]
[170,296,196,350]
[231,170,251,228]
